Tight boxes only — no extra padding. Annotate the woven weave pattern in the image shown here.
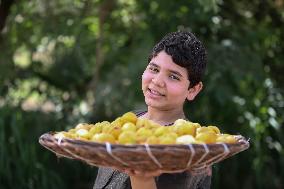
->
[39,132,249,173]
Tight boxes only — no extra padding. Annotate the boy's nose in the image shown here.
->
[151,75,165,87]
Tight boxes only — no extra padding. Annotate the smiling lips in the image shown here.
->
[148,88,165,97]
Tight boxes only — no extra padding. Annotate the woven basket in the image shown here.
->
[39,132,249,173]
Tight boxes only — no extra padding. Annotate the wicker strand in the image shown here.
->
[39,137,72,159]
[186,144,196,168]
[205,143,230,166]
[210,143,230,164]
[191,143,230,173]
[57,136,63,145]
[192,144,209,166]
[106,142,129,166]
[145,144,163,168]
[192,164,207,171]
[59,143,85,160]
[42,142,69,158]
[214,141,248,164]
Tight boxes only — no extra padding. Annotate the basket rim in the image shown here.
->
[40,132,250,150]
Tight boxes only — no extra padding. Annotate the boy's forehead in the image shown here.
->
[148,50,189,72]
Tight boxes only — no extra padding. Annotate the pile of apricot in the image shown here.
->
[54,112,237,145]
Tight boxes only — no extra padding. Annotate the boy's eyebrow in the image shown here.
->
[170,70,183,77]
[149,62,159,68]
[149,62,183,77]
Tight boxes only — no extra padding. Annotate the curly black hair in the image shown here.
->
[148,31,207,88]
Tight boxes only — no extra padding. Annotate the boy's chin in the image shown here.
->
[145,100,166,109]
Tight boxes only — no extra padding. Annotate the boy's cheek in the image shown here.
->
[142,72,152,83]
[167,86,181,94]
[167,87,188,100]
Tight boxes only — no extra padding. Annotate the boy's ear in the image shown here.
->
[186,82,203,101]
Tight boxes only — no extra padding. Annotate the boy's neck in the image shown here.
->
[142,107,186,125]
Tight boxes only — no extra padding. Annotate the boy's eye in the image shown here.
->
[169,75,180,81]
[148,66,159,73]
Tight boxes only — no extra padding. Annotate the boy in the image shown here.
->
[93,31,210,189]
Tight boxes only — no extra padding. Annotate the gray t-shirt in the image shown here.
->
[93,167,211,189]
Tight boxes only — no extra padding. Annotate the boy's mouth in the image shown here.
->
[148,88,165,96]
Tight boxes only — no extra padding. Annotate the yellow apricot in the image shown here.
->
[75,123,91,130]
[102,123,112,133]
[136,118,146,128]
[154,126,169,137]
[216,134,237,143]
[100,121,111,127]
[136,127,152,137]
[174,119,187,125]
[76,129,91,139]
[118,131,137,144]
[176,135,196,144]
[145,136,160,144]
[143,120,155,129]
[68,128,77,134]
[148,120,162,129]
[163,132,178,140]
[195,132,217,144]
[89,125,102,135]
[121,112,138,124]
[196,127,216,134]
[207,126,221,134]
[108,126,122,139]
[159,136,176,144]
[122,122,137,132]
[158,132,178,144]
[91,133,116,143]
[172,123,196,136]
[63,132,76,139]
[188,122,201,129]
[111,118,124,127]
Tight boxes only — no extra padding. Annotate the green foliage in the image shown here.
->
[0,106,94,189]
[0,0,283,188]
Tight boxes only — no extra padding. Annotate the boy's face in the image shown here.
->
[142,51,201,111]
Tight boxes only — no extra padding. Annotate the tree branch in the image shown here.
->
[0,0,15,35]
[88,0,116,93]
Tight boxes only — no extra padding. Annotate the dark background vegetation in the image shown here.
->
[0,0,283,188]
